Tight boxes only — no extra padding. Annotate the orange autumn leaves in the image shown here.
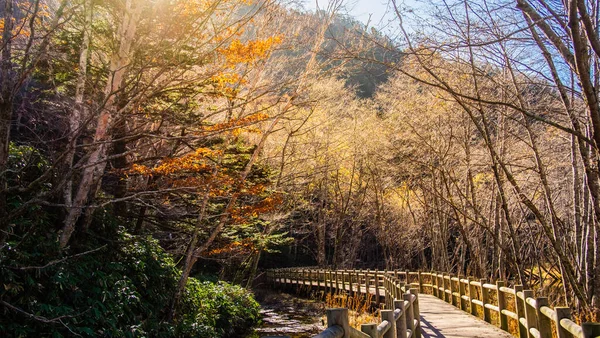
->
[131,148,219,176]
[201,112,269,134]
[207,239,255,257]
[129,113,279,224]
[219,36,283,65]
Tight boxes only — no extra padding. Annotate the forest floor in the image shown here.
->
[248,289,326,338]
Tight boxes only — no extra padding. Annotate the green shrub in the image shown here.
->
[179,279,261,337]
[1,232,260,337]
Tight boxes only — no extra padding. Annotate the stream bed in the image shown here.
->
[248,290,326,338]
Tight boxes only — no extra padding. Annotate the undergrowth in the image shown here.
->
[324,292,378,329]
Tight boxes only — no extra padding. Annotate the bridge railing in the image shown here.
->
[267,268,421,338]
[267,268,600,338]
[428,271,600,338]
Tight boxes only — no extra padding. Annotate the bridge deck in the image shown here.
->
[274,278,514,338]
[419,294,513,338]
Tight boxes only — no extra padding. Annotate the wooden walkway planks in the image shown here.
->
[419,294,513,338]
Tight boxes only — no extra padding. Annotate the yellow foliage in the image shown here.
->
[219,35,283,65]
[472,172,492,187]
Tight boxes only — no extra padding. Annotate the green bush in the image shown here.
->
[179,279,261,337]
[1,232,260,337]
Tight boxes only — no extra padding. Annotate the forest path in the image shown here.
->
[273,279,515,337]
[419,294,513,338]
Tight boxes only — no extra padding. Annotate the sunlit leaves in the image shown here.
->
[219,36,283,65]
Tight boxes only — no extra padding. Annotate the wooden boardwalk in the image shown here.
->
[419,294,513,338]
[268,269,598,338]
[274,279,513,337]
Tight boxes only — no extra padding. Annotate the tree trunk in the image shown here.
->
[64,0,92,207]
[59,0,141,249]
[0,0,14,235]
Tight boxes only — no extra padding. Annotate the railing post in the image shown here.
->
[554,307,571,338]
[389,279,402,309]
[418,271,423,293]
[440,273,445,300]
[582,323,600,338]
[391,278,395,310]
[535,297,552,338]
[395,299,408,338]
[326,308,350,338]
[480,278,490,322]
[346,270,350,292]
[404,292,415,336]
[351,270,356,297]
[375,270,381,304]
[356,270,360,296]
[523,290,536,338]
[468,277,477,316]
[497,280,508,331]
[329,270,334,296]
[441,273,447,303]
[410,288,421,338]
[459,275,467,311]
[381,309,397,338]
[432,273,438,297]
[390,276,394,309]
[393,280,398,310]
[361,323,378,338]
[302,269,310,294]
[386,277,390,309]
[316,270,321,292]
[449,274,455,306]
[514,285,527,338]
[347,270,351,292]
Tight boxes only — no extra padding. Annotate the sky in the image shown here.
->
[302,0,420,30]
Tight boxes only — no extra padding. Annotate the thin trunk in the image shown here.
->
[60,0,142,249]
[64,0,92,206]
[573,134,584,281]
[167,187,211,322]
[0,0,14,232]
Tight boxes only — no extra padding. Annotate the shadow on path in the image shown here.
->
[421,317,447,338]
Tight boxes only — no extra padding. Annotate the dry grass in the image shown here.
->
[324,292,379,329]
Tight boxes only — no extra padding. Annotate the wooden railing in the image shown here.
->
[267,268,421,338]
[429,272,600,338]
[267,268,600,338]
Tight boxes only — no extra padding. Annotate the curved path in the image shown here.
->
[273,278,515,338]
[418,294,513,338]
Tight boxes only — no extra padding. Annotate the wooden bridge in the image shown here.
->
[266,268,600,338]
